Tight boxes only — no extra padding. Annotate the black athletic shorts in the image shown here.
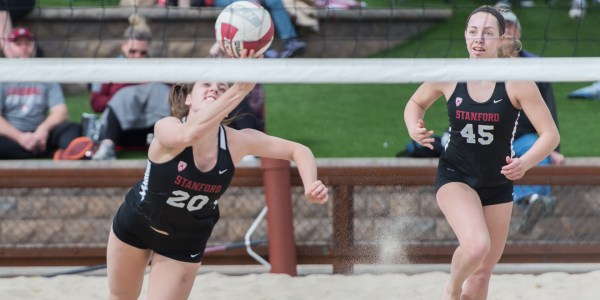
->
[434,159,513,206]
[112,195,211,263]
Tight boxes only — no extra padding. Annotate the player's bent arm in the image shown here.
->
[404,82,446,136]
[229,128,319,188]
[511,81,560,171]
[229,128,328,204]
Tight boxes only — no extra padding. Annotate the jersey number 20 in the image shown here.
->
[166,190,211,211]
[460,123,494,145]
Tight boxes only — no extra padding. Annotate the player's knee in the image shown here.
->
[462,236,491,262]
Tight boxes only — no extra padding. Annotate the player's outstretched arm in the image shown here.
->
[228,128,328,204]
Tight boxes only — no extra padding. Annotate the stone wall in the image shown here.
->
[16,7,452,59]
[2,176,599,249]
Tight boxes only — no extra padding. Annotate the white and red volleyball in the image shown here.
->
[215,1,274,58]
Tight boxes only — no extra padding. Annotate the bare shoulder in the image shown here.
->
[505,80,538,91]
[225,127,265,142]
[431,81,457,99]
[155,116,180,128]
[224,127,269,163]
[505,80,542,109]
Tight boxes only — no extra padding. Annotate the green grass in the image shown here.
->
[263,2,600,158]
[63,1,600,158]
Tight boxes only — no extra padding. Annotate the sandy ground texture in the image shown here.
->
[1,265,600,300]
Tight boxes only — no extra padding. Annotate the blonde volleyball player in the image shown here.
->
[404,5,559,300]
[106,50,328,300]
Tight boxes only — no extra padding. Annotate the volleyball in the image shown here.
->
[214,1,274,58]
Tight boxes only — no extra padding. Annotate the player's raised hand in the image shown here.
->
[239,49,263,59]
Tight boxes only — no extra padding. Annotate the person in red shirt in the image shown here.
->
[90,83,136,113]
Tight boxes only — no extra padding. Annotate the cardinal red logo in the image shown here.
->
[455,97,463,107]
[178,161,187,172]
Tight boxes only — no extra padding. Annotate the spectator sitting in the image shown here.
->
[89,14,171,160]
[213,0,306,58]
[0,27,93,160]
[499,5,564,234]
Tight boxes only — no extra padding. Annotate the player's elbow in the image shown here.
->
[292,144,315,162]
[554,130,561,150]
[544,127,560,151]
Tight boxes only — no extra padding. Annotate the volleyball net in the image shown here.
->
[2,57,600,83]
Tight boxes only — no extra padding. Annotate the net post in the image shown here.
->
[260,157,297,276]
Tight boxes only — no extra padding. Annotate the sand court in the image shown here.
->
[1,264,599,300]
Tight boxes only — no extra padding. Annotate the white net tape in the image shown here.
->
[2,57,599,83]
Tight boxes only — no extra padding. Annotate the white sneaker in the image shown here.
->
[92,142,117,160]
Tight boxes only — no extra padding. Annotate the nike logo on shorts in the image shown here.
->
[191,252,201,258]
[219,169,228,174]
[493,99,503,103]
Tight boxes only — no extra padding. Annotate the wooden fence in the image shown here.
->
[1,159,600,274]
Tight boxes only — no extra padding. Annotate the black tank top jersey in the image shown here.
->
[126,125,235,238]
[440,82,521,188]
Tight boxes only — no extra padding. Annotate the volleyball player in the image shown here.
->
[106,50,328,300]
[403,6,559,300]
